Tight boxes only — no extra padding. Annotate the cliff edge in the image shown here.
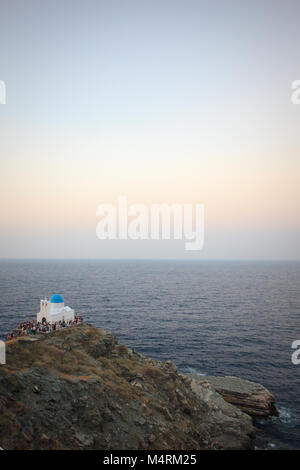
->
[190,375,278,418]
[0,324,274,450]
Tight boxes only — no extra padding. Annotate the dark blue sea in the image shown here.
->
[0,259,299,449]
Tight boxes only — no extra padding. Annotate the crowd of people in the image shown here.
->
[6,315,83,341]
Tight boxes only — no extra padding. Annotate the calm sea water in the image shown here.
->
[0,259,299,449]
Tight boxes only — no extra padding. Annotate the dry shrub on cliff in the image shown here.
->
[0,408,21,438]
[142,365,165,379]
[117,344,129,355]
[113,356,145,376]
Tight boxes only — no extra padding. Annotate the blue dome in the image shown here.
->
[50,294,64,303]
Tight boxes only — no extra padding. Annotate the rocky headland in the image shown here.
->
[190,375,278,418]
[0,324,277,450]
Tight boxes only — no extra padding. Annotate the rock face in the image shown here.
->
[0,325,272,450]
[190,375,278,418]
[188,376,254,450]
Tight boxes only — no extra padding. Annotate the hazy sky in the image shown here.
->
[0,0,299,259]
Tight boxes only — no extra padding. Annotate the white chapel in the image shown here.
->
[37,294,75,323]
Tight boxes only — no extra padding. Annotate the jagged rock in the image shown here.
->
[0,324,276,450]
[190,375,278,418]
[189,376,254,450]
[75,432,94,447]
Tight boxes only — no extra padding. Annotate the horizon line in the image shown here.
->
[0,258,299,262]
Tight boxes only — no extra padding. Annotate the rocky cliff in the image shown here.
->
[190,375,278,418]
[0,324,275,450]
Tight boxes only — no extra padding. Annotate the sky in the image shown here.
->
[0,0,299,259]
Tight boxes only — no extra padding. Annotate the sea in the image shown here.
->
[0,259,299,449]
